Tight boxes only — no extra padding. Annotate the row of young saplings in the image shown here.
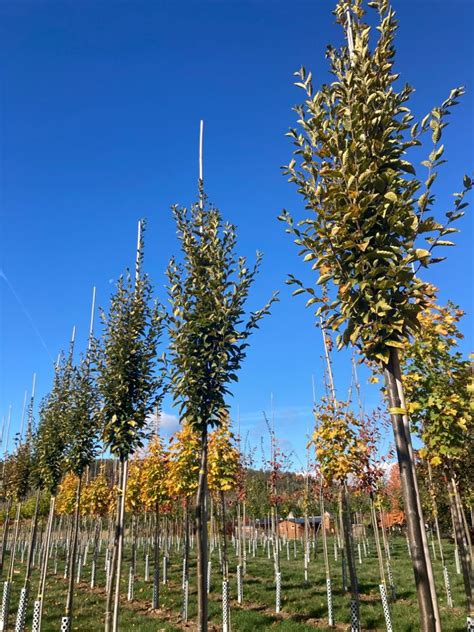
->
[0,480,460,632]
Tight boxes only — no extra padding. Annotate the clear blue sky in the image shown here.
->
[1,0,473,465]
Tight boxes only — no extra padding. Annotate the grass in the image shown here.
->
[1,533,468,631]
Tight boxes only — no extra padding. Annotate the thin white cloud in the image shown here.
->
[234,405,312,426]
[146,410,180,436]
[0,268,53,361]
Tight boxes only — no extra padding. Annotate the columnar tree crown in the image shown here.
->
[281,0,471,364]
[97,222,165,461]
[167,198,277,432]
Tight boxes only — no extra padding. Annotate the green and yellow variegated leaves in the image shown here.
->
[281,0,471,364]
[140,434,169,509]
[56,472,79,515]
[82,468,114,517]
[403,301,472,467]
[167,423,201,498]
[312,398,370,485]
[208,419,241,493]
[6,440,34,501]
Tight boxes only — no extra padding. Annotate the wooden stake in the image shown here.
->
[199,120,204,210]
[88,286,96,350]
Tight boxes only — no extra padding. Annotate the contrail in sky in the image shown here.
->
[0,268,54,362]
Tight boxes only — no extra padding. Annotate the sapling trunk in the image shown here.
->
[447,475,473,615]
[220,490,231,632]
[340,486,360,627]
[90,518,100,588]
[105,459,126,632]
[152,502,160,609]
[127,513,136,601]
[64,477,82,623]
[112,459,128,632]
[195,428,209,632]
[0,502,21,631]
[220,491,228,581]
[15,489,40,632]
[370,496,386,585]
[32,495,56,632]
[0,498,12,575]
[7,503,21,583]
[384,348,438,632]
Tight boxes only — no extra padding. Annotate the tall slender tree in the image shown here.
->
[97,220,164,632]
[30,351,73,632]
[166,194,277,631]
[280,1,471,628]
[60,350,101,632]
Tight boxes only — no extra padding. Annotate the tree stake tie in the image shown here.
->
[388,407,407,415]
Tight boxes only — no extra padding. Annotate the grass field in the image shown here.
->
[2,534,467,631]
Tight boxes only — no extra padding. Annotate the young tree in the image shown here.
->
[0,432,34,632]
[208,419,240,630]
[313,397,367,628]
[97,221,165,632]
[167,195,277,631]
[280,1,471,628]
[167,422,200,622]
[403,300,473,620]
[31,352,72,632]
[81,466,114,589]
[61,351,101,631]
[140,434,169,609]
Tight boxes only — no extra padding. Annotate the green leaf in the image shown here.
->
[400,161,416,175]
[415,248,431,259]
[384,192,398,203]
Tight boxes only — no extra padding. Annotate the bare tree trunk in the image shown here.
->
[393,359,441,631]
[384,348,438,632]
[340,486,360,627]
[33,495,56,632]
[220,491,228,580]
[152,503,160,609]
[195,428,208,632]
[0,498,12,574]
[64,477,82,621]
[105,459,128,632]
[15,489,40,632]
[112,459,128,632]
[370,495,386,584]
[447,475,473,614]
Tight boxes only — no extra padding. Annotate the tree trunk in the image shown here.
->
[152,503,160,609]
[369,494,386,585]
[23,489,40,584]
[447,475,473,614]
[195,428,208,632]
[34,495,56,632]
[0,498,12,574]
[384,347,438,632]
[105,458,128,632]
[220,491,228,580]
[112,458,128,632]
[14,489,40,632]
[393,358,441,631]
[340,486,359,625]
[64,477,82,620]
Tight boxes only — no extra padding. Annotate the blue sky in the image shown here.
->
[1,0,473,465]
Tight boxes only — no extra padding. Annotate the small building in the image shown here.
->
[278,513,332,539]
